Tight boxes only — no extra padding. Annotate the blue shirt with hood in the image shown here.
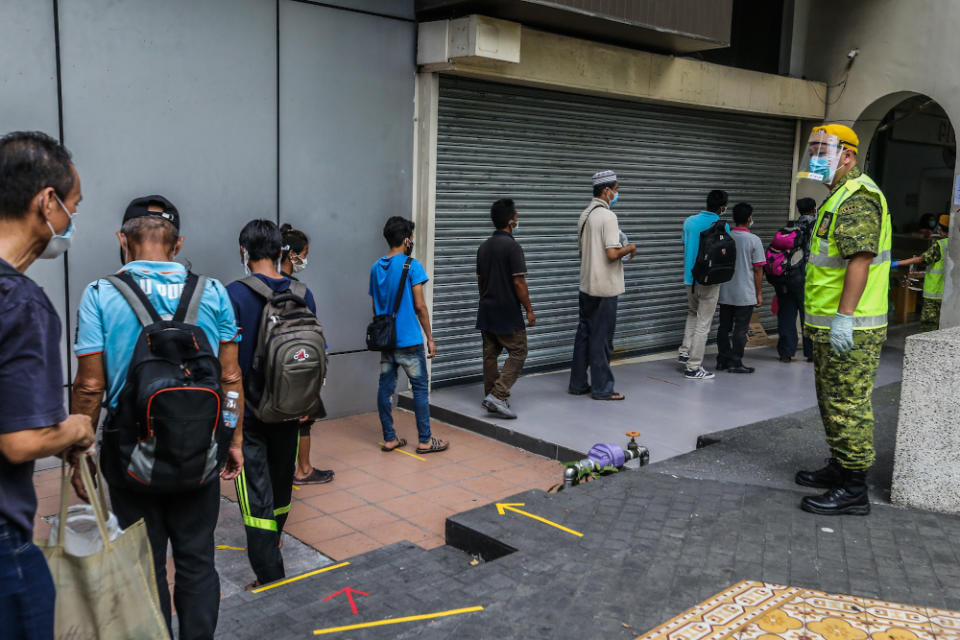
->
[74,261,240,408]
[369,254,429,348]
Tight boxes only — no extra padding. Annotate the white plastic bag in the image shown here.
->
[48,504,121,557]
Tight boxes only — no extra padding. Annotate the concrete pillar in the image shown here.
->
[891,327,960,514]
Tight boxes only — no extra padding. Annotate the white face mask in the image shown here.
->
[291,255,308,273]
[39,194,76,260]
[241,248,251,276]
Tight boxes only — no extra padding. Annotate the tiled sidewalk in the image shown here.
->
[219,409,562,559]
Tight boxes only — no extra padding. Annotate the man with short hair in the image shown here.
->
[716,203,764,374]
[679,190,730,381]
[477,198,535,419]
[370,217,448,454]
[795,123,891,516]
[0,131,95,639]
[72,195,243,639]
[568,170,636,401]
[227,219,323,588]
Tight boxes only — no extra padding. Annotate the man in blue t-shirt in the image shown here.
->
[72,195,243,640]
[679,189,731,381]
[369,217,448,454]
[0,131,95,638]
[225,219,323,589]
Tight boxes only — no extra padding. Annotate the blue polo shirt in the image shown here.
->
[74,261,240,408]
[682,211,731,285]
[0,259,67,539]
[369,254,429,348]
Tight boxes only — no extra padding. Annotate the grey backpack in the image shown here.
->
[241,276,327,423]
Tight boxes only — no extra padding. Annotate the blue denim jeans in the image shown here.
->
[0,522,55,640]
[378,345,432,443]
[775,282,813,359]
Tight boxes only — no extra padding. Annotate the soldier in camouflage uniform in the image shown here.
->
[893,215,949,332]
[795,124,890,516]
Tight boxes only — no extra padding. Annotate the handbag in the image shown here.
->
[366,256,412,351]
[39,460,168,639]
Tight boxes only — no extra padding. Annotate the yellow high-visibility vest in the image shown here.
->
[804,172,891,330]
[923,237,948,300]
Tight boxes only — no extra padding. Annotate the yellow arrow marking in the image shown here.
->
[313,606,484,635]
[495,502,584,538]
[216,545,246,551]
[377,442,426,461]
[251,561,350,593]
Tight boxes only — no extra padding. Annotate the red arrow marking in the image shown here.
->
[323,587,370,615]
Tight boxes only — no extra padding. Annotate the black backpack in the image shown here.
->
[691,220,737,285]
[101,271,227,493]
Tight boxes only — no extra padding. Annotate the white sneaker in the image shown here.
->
[684,366,715,381]
[482,393,517,419]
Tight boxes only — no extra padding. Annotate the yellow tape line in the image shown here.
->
[251,561,350,593]
[216,545,246,551]
[313,605,484,635]
[377,442,426,461]
[292,484,301,491]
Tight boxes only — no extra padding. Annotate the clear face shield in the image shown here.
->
[797,131,849,185]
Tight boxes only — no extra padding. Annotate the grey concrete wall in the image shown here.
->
[802,0,960,330]
[0,0,416,418]
[891,327,960,514]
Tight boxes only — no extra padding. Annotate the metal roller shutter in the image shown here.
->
[432,76,796,384]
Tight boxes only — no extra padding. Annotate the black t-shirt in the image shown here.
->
[0,259,67,539]
[476,230,527,334]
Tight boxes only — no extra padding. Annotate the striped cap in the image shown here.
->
[592,170,618,187]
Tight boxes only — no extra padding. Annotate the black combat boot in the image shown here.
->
[795,458,844,489]
[800,468,870,516]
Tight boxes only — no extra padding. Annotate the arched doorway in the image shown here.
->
[860,93,956,324]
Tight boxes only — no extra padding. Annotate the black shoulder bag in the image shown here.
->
[365,257,412,351]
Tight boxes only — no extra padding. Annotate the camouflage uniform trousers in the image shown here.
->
[811,328,885,471]
[921,297,941,332]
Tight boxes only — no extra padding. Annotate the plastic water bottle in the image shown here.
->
[222,391,240,431]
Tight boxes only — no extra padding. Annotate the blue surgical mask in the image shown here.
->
[39,194,76,260]
[808,156,833,182]
[610,192,619,205]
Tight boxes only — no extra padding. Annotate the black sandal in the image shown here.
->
[381,438,407,452]
[416,437,449,454]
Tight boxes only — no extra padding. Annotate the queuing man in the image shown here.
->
[371,217,448,454]
[0,131,95,638]
[892,213,949,332]
[715,203,764,374]
[679,190,730,381]
[477,198,535,419]
[72,196,243,639]
[568,170,636,401]
[795,124,891,516]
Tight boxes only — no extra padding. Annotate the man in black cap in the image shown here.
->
[71,195,244,640]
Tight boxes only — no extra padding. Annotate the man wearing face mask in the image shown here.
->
[679,190,731,381]
[795,123,891,516]
[476,198,535,419]
[568,170,636,401]
[0,131,95,638]
[72,195,243,638]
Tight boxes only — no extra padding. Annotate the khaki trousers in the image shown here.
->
[482,329,528,400]
[679,284,720,370]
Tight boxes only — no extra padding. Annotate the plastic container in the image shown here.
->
[222,391,240,431]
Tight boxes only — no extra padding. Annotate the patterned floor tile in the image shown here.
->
[635,582,959,640]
